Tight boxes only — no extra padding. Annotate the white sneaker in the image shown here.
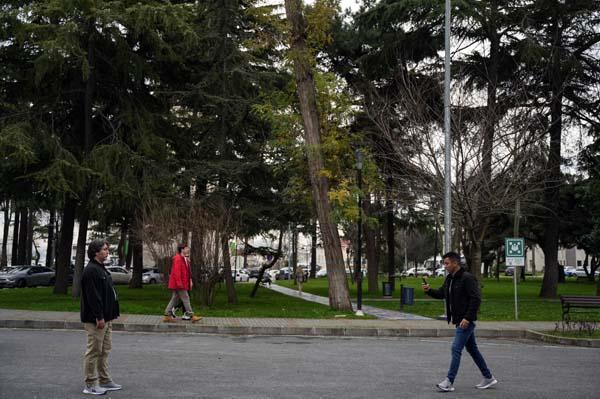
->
[476,376,498,389]
[436,378,455,392]
[83,385,107,395]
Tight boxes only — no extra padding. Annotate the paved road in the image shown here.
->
[1,329,598,399]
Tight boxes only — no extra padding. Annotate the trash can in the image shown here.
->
[400,286,414,306]
[382,281,393,298]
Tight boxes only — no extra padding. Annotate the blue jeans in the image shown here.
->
[447,322,492,383]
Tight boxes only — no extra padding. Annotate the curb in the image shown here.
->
[0,319,527,339]
[525,329,600,348]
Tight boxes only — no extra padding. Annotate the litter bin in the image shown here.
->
[382,281,393,298]
[400,286,414,306]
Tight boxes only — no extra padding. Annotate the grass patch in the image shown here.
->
[0,283,368,319]
[278,276,600,321]
[544,330,600,339]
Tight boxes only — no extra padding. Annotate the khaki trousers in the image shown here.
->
[83,322,112,386]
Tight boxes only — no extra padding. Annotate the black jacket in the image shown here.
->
[80,260,120,323]
[426,267,481,324]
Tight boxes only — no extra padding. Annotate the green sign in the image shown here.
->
[505,238,525,266]
[505,238,524,257]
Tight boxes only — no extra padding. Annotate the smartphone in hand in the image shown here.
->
[422,277,429,285]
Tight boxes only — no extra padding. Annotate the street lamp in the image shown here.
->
[355,150,364,316]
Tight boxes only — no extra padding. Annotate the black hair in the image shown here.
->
[176,243,188,253]
[88,240,109,260]
[442,251,461,263]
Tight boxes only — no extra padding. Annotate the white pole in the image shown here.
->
[444,0,452,253]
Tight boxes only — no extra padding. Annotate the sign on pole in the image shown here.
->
[505,237,524,320]
[505,238,525,266]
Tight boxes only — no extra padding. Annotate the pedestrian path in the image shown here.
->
[2,309,591,346]
[268,284,431,320]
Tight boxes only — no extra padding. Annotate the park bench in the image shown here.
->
[559,295,600,321]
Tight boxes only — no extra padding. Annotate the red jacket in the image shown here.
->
[168,254,191,291]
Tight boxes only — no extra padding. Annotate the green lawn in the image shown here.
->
[0,282,369,319]
[277,276,600,321]
[546,330,600,339]
[1,278,598,321]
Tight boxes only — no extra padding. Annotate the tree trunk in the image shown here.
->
[470,240,483,281]
[243,237,248,270]
[386,177,395,291]
[1,203,10,267]
[284,0,352,311]
[222,235,237,304]
[291,227,298,286]
[129,209,144,288]
[125,237,133,269]
[531,245,536,276]
[310,221,317,279]
[595,257,600,296]
[72,207,89,298]
[364,201,378,294]
[26,209,34,265]
[54,199,77,294]
[45,209,56,269]
[17,207,28,265]
[539,16,564,299]
[117,218,128,266]
[11,202,19,266]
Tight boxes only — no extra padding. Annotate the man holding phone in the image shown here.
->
[422,251,497,392]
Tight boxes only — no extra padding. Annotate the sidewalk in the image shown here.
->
[0,308,560,340]
[268,284,431,320]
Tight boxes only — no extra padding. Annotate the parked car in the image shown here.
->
[563,266,577,277]
[401,267,432,277]
[142,268,163,284]
[574,267,599,278]
[248,269,261,279]
[435,267,445,277]
[267,269,280,281]
[0,266,55,288]
[232,270,250,282]
[276,269,292,280]
[106,266,132,284]
[504,266,515,276]
[316,268,327,278]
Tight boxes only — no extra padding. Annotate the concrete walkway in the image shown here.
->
[268,283,431,320]
[0,308,563,341]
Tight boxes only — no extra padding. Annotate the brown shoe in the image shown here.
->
[163,315,176,323]
[183,314,202,322]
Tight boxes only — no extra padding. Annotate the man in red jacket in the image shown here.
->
[163,244,201,322]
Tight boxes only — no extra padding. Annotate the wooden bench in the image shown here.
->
[560,295,600,321]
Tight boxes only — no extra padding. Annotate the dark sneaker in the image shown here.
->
[476,376,498,389]
[83,385,107,395]
[100,381,122,391]
[436,378,455,392]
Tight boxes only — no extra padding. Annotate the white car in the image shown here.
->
[267,269,280,281]
[316,268,327,278]
[401,267,432,277]
[106,266,132,284]
[435,267,445,277]
[232,271,250,282]
[574,267,599,278]
[142,268,164,284]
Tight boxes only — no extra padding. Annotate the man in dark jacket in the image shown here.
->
[81,240,121,395]
[423,251,497,392]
